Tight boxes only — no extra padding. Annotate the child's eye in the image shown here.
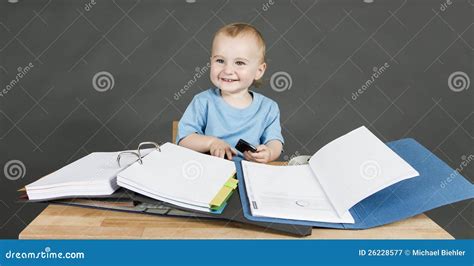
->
[215,59,224,64]
[236,61,246,66]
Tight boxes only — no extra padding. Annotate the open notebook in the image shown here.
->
[116,142,237,213]
[241,126,420,223]
[24,150,151,201]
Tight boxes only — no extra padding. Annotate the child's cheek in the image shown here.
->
[210,67,219,81]
[240,69,253,82]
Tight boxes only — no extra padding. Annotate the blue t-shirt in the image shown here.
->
[176,88,284,149]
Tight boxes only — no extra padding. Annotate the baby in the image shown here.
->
[176,23,284,163]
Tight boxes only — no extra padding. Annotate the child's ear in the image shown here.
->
[255,62,267,80]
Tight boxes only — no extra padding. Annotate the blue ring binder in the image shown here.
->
[235,138,474,229]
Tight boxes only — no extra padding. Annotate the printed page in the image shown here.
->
[241,160,354,223]
[117,143,236,209]
[309,126,419,216]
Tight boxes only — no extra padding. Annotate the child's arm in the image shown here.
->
[244,140,283,163]
[179,133,237,159]
[178,133,215,152]
[264,140,283,161]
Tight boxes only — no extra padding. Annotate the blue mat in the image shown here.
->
[235,138,474,229]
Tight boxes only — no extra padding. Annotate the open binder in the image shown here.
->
[116,142,238,213]
[236,138,474,229]
[240,127,420,224]
[22,149,150,201]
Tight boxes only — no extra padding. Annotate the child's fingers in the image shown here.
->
[245,151,254,160]
[249,151,264,159]
[243,151,250,160]
[255,152,270,163]
[225,148,233,160]
[256,145,266,152]
[231,148,238,155]
[243,151,254,161]
[210,149,217,157]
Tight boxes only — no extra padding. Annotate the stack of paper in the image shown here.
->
[25,150,145,201]
[117,143,237,213]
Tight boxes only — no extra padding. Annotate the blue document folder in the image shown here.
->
[235,138,474,229]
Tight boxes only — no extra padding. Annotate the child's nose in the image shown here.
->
[223,64,234,74]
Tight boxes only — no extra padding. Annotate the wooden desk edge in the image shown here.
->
[19,204,453,239]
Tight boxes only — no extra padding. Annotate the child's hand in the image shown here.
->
[209,138,237,160]
[244,145,272,164]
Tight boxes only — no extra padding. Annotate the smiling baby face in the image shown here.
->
[210,24,267,95]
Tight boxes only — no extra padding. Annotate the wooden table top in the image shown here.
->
[19,204,452,239]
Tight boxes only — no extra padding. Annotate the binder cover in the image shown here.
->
[236,138,474,229]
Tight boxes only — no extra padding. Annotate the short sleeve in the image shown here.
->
[260,102,285,145]
[176,96,207,144]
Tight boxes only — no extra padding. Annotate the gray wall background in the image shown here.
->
[0,0,472,238]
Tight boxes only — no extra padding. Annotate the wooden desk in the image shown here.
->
[19,204,452,239]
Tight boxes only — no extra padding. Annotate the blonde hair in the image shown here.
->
[212,23,266,88]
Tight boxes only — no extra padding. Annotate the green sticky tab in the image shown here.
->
[224,180,237,189]
[209,178,238,209]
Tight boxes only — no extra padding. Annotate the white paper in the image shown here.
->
[117,178,212,213]
[25,149,152,200]
[309,126,419,216]
[117,143,236,212]
[241,161,354,223]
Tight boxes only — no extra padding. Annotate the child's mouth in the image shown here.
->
[220,78,238,83]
